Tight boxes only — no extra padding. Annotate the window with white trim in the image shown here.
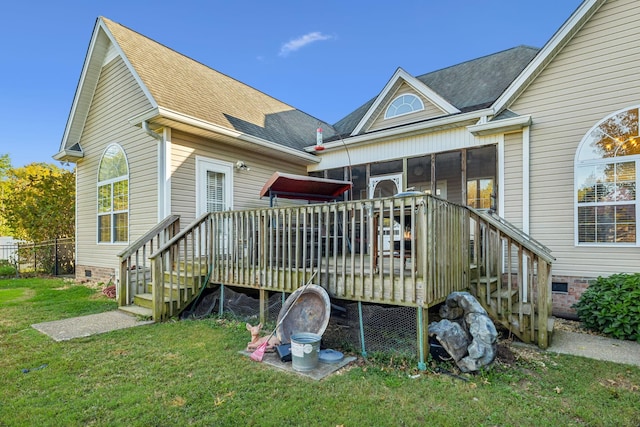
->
[97,144,129,243]
[575,106,640,244]
[384,94,424,119]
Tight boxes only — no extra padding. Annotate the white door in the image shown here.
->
[196,157,233,256]
[196,157,233,215]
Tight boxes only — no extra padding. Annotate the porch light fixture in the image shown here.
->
[235,160,250,171]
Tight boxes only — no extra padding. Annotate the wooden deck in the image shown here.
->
[118,194,555,354]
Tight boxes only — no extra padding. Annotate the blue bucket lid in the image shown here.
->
[318,349,344,363]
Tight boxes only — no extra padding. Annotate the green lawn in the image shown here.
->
[1,277,639,426]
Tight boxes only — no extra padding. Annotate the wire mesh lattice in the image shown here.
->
[323,301,418,357]
[188,287,419,358]
[185,286,283,322]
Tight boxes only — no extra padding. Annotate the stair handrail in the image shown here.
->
[149,212,211,260]
[148,212,212,321]
[468,207,555,263]
[117,215,180,260]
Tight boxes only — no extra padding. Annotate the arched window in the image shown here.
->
[384,94,424,119]
[575,106,640,245]
[97,144,129,243]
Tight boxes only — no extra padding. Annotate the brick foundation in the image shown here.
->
[550,275,596,319]
[75,264,116,284]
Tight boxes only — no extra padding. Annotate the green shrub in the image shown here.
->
[573,273,640,341]
[0,260,16,277]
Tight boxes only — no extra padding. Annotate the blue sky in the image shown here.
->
[1,0,583,168]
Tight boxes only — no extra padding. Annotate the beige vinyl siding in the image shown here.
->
[509,0,640,277]
[311,125,481,171]
[170,131,307,225]
[368,83,448,132]
[75,55,156,271]
[503,131,523,229]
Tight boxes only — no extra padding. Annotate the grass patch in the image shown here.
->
[1,278,639,426]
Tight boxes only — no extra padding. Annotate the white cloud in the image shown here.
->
[279,32,333,57]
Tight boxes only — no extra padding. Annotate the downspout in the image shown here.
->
[143,121,166,221]
[143,121,162,141]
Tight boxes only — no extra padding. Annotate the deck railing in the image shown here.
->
[207,195,471,307]
[117,215,180,307]
[144,194,554,348]
[468,209,555,347]
[149,213,211,319]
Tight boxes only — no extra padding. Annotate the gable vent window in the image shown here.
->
[384,94,424,119]
[97,144,129,244]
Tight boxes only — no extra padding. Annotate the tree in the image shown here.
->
[0,161,75,242]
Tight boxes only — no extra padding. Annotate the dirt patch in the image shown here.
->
[598,372,640,393]
[553,317,608,337]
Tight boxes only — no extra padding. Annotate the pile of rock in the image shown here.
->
[429,292,497,372]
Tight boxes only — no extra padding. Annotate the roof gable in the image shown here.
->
[334,46,540,137]
[349,68,460,136]
[57,17,331,161]
[101,18,332,150]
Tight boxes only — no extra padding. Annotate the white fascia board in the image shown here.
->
[53,148,84,162]
[400,70,460,114]
[493,0,605,114]
[309,108,494,152]
[98,19,158,111]
[350,68,460,136]
[130,107,320,164]
[59,18,159,153]
[59,19,104,152]
[467,115,532,136]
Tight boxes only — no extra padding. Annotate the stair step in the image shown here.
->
[119,304,153,318]
[163,271,206,285]
[471,276,499,285]
[491,287,518,300]
[176,261,209,275]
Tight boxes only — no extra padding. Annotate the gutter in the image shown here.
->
[53,148,84,162]
[130,107,320,164]
[467,115,532,136]
[308,108,495,152]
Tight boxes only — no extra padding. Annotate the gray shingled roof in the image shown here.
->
[333,46,540,136]
[102,17,334,151]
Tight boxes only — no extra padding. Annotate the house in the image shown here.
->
[55,0,639,320]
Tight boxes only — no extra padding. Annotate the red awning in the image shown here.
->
[259,172,352,203]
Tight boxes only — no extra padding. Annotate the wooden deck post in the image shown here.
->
[259,289,268,324]
[417,305,429,371]
[118,259,128,307]
[537,260,550,349]
[152,256,164,321]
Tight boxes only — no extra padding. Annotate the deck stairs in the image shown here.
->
[119,260,208,319]
[468,210,555,345]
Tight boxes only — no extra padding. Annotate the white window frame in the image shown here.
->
[196,156,233,216]
[384,94,425,119]
[574,106,640,247]
[97,143,129,244]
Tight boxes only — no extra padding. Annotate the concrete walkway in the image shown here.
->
[32,310,153,341]
[547,330,640,368]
